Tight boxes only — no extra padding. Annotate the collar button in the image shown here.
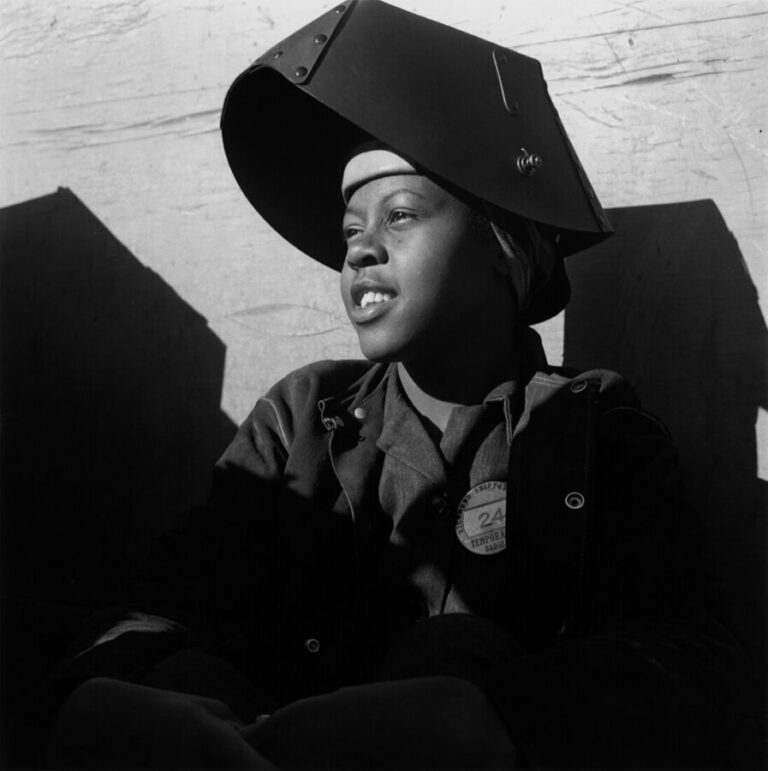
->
[431,493,450,518]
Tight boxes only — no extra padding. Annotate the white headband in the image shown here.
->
[341,149,417,202]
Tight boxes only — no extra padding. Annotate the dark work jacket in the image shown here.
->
[40,358,745,768]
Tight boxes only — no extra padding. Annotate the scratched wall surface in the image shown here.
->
[1,0,764,421]
[1,0,767,754]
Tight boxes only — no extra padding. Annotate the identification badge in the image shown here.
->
[455,481,507,555]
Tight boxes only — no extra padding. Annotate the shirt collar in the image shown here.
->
[316,327,550,444]
[376,365,447,484]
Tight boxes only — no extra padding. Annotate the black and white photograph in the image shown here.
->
[1,1,766,767]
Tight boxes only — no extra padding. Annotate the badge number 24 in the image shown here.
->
[455,481,507,556]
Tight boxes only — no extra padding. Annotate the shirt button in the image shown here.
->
[431,493,450,518]
[353,406,366,420]
[564,491,585,510]
[304,637,320,654]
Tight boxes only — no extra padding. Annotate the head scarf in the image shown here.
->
[483,210,559,317]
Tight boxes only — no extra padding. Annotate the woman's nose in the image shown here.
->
[345,233,387,269]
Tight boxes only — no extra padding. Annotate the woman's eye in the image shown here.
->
[342,225,362,241]
[388,210,415,226]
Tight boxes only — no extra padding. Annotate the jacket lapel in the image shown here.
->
[318,363,391,549]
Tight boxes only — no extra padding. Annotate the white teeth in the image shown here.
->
[360,290,393,308]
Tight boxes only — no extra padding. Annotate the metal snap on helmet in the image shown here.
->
[221,0,612,324]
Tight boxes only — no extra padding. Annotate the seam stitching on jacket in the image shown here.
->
[71,615,187,661]
[349,362,393,408]
[263,397,291,450]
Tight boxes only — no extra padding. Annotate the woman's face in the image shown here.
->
[339,173,510,364]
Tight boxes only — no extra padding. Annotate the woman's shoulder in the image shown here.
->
[264,358,377,403]
[526,365,671,441]
[528,365,638,404]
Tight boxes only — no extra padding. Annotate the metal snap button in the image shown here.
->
[565,491,585,510]
[304,637,320,654]
[516,148,542,176]
[353,406,366,420]
[294,66,308,79]
[314,33,328,44]
[570,380,588,394]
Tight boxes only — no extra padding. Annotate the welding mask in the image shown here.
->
[221,0,612,323]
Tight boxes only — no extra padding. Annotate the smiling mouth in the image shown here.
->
[358,290,395,308]
[349,285,398,323]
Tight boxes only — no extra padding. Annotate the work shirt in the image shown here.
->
[33,350,744,769]
[372,366,522,655]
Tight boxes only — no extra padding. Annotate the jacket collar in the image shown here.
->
[316,361,392,431]
[315,327,553,435]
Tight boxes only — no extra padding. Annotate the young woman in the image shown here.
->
[43,2,744,767]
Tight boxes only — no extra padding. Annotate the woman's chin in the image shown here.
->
[357,346,399,364]
[355,333,405,364]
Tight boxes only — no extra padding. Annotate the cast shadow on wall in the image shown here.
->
[2,191,764,761]
[564,199,767,737]
[0,188,236,751]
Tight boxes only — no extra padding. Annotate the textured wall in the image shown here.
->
[1,0,766,746]
[2,0,765,422]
